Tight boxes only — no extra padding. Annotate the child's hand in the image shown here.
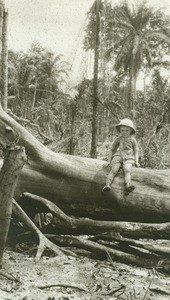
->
[105,162,111,169]
[135,162,140,168]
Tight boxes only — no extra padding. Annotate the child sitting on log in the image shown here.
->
[102,118,139,195]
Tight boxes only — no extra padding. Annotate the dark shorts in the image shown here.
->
[111,155,134,166]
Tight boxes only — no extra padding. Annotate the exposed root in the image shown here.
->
[12,199,75,261]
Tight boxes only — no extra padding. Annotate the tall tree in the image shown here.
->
[90,0,101,158]
[1,9,8,111]
[0,0,4,54]
[0,0,5,109]
[106,1,170,118]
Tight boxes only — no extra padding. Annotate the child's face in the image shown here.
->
[119,126,132,137]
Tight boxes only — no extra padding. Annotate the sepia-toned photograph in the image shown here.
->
[0,0,170,299]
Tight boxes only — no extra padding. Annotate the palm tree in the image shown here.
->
[106,0,170,119]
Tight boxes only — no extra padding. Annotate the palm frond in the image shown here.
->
[152,60,170,67]
[114,20,135,31]
[146,31,170,45]
[113,33,134,49]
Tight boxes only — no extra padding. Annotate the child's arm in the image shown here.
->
[133,138,140,167]
[107,138,119,165]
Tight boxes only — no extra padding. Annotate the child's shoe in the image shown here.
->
[102,185,111,192]
[125,185,135,195]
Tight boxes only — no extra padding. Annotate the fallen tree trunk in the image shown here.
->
[17,163,170,222]
[46,235,170,273]
[9,195,170,272]
[0,107,170,222]
[22,193,170,238]
[104,234,170,256]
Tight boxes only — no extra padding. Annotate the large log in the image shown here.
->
[0,107,170,222]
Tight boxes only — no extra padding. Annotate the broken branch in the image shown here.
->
[12,199,74,260]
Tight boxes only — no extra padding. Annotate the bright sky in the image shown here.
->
[5,0,170,60]
[5,0,94,59]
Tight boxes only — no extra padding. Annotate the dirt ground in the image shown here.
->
[1,250,170,300]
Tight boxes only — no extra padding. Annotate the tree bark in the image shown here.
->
[0,0,4,105]
[31,78,37,112]
[17,192,170,241]
[129,67,138,120]
[0,107,170,222]
[90,0,100,158]
[0,1,4,53]
[0,146,26,265]
[48,235,170,272]
[69,101,77,155]
[1,8,8,112]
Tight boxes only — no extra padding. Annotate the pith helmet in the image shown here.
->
[115,118,135,134]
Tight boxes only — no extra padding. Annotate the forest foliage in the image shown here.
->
[7,0,170,169]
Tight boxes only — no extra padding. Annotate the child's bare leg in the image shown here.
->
[106,163,121,186]
[123,162,135,194]
[103,163,121,192]
[123,163,132,187]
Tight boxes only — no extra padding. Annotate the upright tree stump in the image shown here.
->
[0,146,26,266]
